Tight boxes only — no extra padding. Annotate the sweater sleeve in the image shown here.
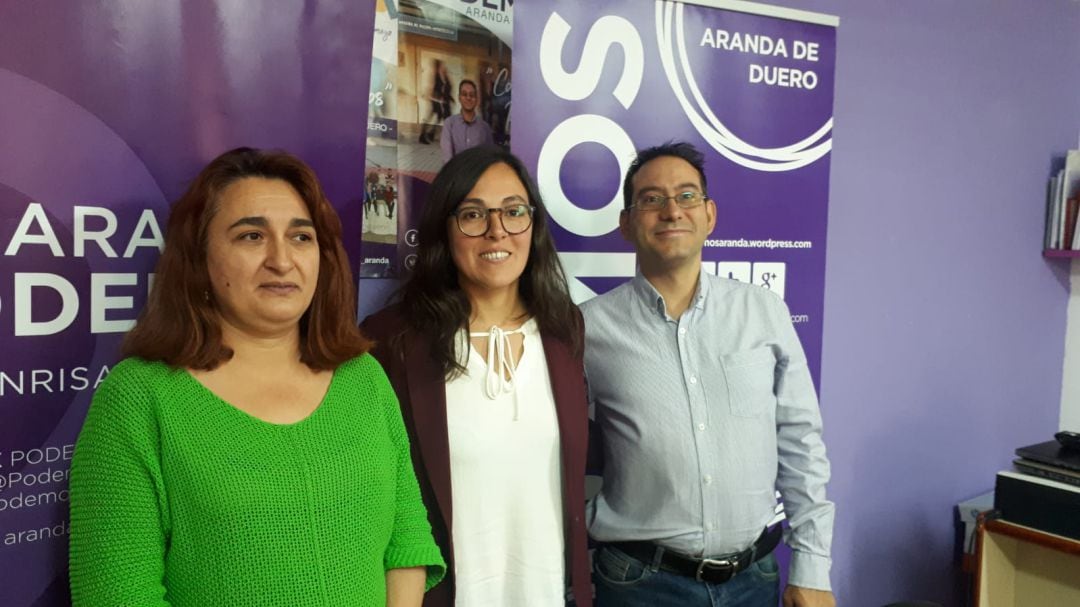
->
[372,362,446,591]
[68,360,172,606]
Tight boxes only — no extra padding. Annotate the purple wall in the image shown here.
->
[759,1,1079,605]
[360,1,1080,605]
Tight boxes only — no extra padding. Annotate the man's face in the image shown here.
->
[619,155,716,273]
[460,83,478,113]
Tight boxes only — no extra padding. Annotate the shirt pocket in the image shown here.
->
[721,346,776,418]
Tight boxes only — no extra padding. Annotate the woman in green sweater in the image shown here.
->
[68,148,444,606]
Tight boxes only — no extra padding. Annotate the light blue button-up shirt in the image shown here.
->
[440,113,494,162]
[582,270,834,590]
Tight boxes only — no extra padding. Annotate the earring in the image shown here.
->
[203,290,210,303]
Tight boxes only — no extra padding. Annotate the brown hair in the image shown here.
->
[123,147,370,370]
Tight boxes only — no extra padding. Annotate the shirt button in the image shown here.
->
[703,475,712,485]
[678,327,687,336]
[690,375,698,384]
[697,423,706,431]
[706,522,715,531]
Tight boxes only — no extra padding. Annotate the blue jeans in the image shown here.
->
[593,544,780,607]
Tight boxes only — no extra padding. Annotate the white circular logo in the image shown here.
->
[655,0,832,172]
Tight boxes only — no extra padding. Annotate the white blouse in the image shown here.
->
[445,318,566,607]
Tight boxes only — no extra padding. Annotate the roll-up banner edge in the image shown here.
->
[677,0,839,27]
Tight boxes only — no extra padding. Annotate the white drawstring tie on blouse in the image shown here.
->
[469,325,526,414]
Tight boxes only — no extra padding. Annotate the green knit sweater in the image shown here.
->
[69,355,445,606]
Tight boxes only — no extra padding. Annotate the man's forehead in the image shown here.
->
[632,156,703,189]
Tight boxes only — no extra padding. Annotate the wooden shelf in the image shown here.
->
[974,518,1080,606]
[1043,249,1080,259]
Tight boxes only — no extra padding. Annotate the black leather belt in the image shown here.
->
[606,525,782,584]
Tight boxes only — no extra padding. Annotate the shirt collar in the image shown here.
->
[631,267,709,319]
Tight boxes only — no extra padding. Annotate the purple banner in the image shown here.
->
[513,0,837,388]
[0,2,375,604]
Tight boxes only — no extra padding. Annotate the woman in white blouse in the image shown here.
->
[362,146,591,607]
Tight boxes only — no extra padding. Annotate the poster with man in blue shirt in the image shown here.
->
[582,142,834,607]
[440,79,495,162]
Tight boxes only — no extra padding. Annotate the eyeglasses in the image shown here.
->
[451,203,536,237]
[629,191,708,212]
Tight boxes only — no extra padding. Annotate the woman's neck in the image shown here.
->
[217,319,305,370]
[466,288,528,330]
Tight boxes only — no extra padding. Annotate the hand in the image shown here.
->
[783,584,835,607]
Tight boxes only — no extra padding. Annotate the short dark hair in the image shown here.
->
[622,141,708,208]
[459,79,478,94]
[394,146,582,379]
[123,147,371,370]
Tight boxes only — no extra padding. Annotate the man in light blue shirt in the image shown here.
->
[439,79,494,163]
[583,142,835,607]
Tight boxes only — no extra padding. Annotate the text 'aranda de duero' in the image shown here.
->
[700,29,821,90]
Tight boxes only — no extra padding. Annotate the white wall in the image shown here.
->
[1061,259,1080,430]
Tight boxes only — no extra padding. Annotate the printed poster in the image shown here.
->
[361,0,514,277]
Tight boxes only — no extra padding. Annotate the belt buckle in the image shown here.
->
[695,557,737,583]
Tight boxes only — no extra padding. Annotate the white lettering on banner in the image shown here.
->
[557,252,636,303]
[3,203,63,257]
[537,115,635,237]
[537,11,645,245]
[793,40,819,61]
[558,252,790,302]
[705,238,812,249]
[0,366,109,397]
[0,490,70,513]
[700,29,788,58]
[0,442,78,538]
[697,30,820,90]
[13,274,77,336]
[8,445,74,466]
[13,273,153,336]
[698,30,819,62]
[4,522,72,545]
[460,0,513,11]
[0,467,70,490]
[122,209,165,258]
[73,206,118,257]
[749,65,817,90]
[90,273,138,333]
[539,13,643,108]
[3,203,164,258]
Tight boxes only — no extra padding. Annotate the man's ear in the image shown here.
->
[618,209,632,242]
[705,198,717,233]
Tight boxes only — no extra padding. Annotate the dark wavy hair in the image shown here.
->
[123,147,371,370]
[394,146,582,379]
[622,141,708,208]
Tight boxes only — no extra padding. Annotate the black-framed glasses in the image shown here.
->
[630,191,708,212]
[451,204,536,237]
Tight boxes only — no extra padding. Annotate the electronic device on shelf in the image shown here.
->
[1054,430,1080,451]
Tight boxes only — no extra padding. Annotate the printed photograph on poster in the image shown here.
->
[363,166,400,243]
[360,0,513,278]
